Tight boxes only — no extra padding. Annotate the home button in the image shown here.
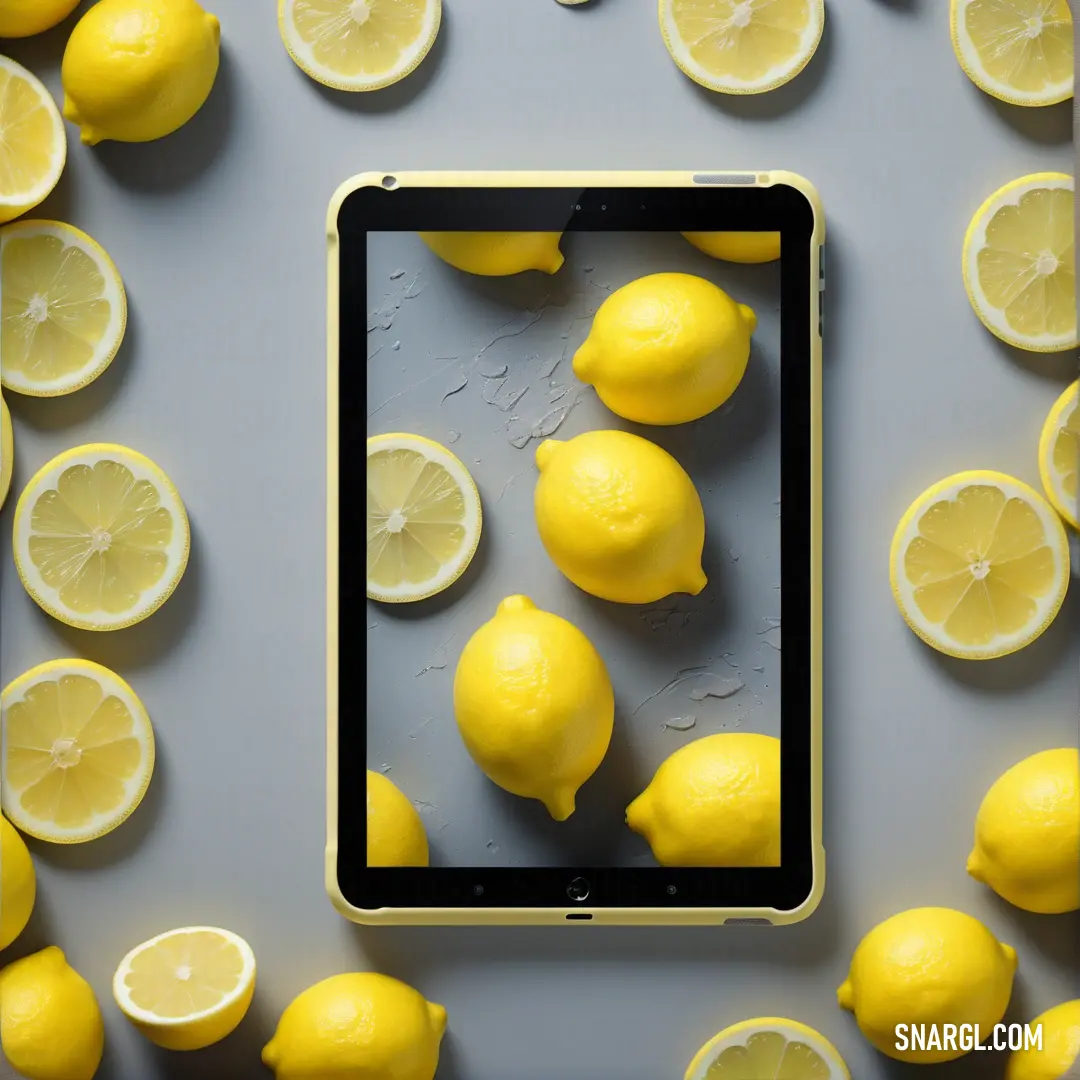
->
[566,877,590,902]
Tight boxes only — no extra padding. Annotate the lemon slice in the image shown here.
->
[685,1018,850,1080]
[1039,380,1079,530]
[951,0,1073,107]
[1,221,127,397]
[13,443,190,631]
[963,173,1076,353]
[0,57,65,225]
[1,659,155,843]
[113,927,256,1051]
[890,470,1070,660]
[278,0,441,92]
[0,393,13,509]
[367,433,481,603]
[660,0,825,95]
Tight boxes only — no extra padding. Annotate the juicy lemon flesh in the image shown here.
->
[2,234,114,385]
[5,674,143,831]
[904,485,1056,647]
[29,460,175,616]
[367,447,468,591]
[292,0,429,78]
[703,1032,835,1079]
[977,187,1075,340]
[1052,399,1078,503]
[0,69,59,204]
[964,0,1072,95]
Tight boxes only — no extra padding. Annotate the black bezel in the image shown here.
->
[341,181,818,913]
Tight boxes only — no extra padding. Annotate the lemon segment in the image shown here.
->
[0,0,81,37]
[963,173,1076,352]
[1005,1000,1080,1080]
[685,1017,850,1080]
[890,470,1069,660]
[660,0,825,95]
[0,814,35,950]
[0,392,13,508]
[682,230,781,263]
[1039,380,1078,530]
[279,0,441,92]
[367,769,429,866]
[367,433,482,603]
[1,221,127,397]
[951,0,1073,107]
[419,232,565,276]
[0,57,65,225]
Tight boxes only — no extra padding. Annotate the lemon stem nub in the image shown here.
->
[535,439,563,471]
[966,851,984,881]
[544,788,577,821]
[837,979,854,1011]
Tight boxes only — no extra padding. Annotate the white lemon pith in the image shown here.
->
[1,221,127,397]
[113,927,256,1051]
[1005,1000,1080,1080]
[0,0,81,38]
[279,0,441,92]
[367,433,482,603]
[2,658,155,843]
[367,768,429,866]
[0,813,35,950]
[963,173,1076,352]
[419,231,564,276]
[685,1018,850,1080]
[660,0,825,95]
[951,0,1073,107]
[13,443,190,631]
[890,471,1069,660]
[0,392,12,508]
[0,57,65,225]
[682,230,782,263]
[1039,380,1078,530]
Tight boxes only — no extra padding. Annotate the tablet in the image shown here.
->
[330,171,824,925]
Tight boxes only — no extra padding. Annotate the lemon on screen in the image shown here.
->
[889,470,1069,660]
[454,596,614,821]
[279,0,441,92]
[1006,1000,1080,1080]
[0,814,35,950]
[367,433,482,603]
[838,907,1017,1064]
[534,431,707,604]
[1039,380,1078,530]
[660,0,825,95]
[367,769,429,866]
[963,172,1076,352]
[968,748,1079,915]
[0,946,104,1080]
[113,927,256,1051]
[0,0,80,37]
[262,972,447,1080]
[61,0,221,145]
[951,0,1073,107]
[1,221,127,397]
[419,231,564,276]
[682,230,781,264]
[0,393,12,509]
[685,1017,850,1080]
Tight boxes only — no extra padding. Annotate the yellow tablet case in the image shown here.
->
[328,170,825,926]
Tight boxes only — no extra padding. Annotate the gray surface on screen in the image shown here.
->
[0,2,1076,1079]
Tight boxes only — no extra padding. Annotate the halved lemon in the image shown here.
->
[963,173,1076,353]
[1039,380,1078,530]
[13,444,190,631]
[951,0,1073,107]
[278,0,441,92]
[685,1018,850,1080]
[1,659,155,843]
[1,393,12,508]
[890,470,1070,660]
[367,432,481,602]
[1,221,127,397]
[0,56,65,225]
[113,927,256,1051]
[659,0,825,95]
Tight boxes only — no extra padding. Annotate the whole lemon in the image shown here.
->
[419,232,564,276]
[0,0,79,38]
[61,0,221,145]
[534,431,706,604]
[1005,1000,1080,1080]
[0,814,35,950]
[0,945,104,1080]
[626,734,780,867]
[453,595,614,821]
[968,748,1079,914]
[838,907,1017,1064]
[682,231,781,264]
[0,394,13,512]
[262,972,446,1080]
[573,272,756,425]
[367,770,429,867]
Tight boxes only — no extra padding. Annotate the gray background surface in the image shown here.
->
[0,1,1077,1077]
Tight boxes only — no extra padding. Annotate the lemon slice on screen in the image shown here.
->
[890,470,1070,660]
[113,927,256,1051]
[1039,380,1079,530]
[1,221,127,397]
[1,659,155,843]
[13,443,190,631]
[684,1017,850,1080]
[367,433,482,603]
[963,173,1076,353]
[659,0,825,95]
[278,0,441,92]
[1,393,13,509]
[951,0,1073,107]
